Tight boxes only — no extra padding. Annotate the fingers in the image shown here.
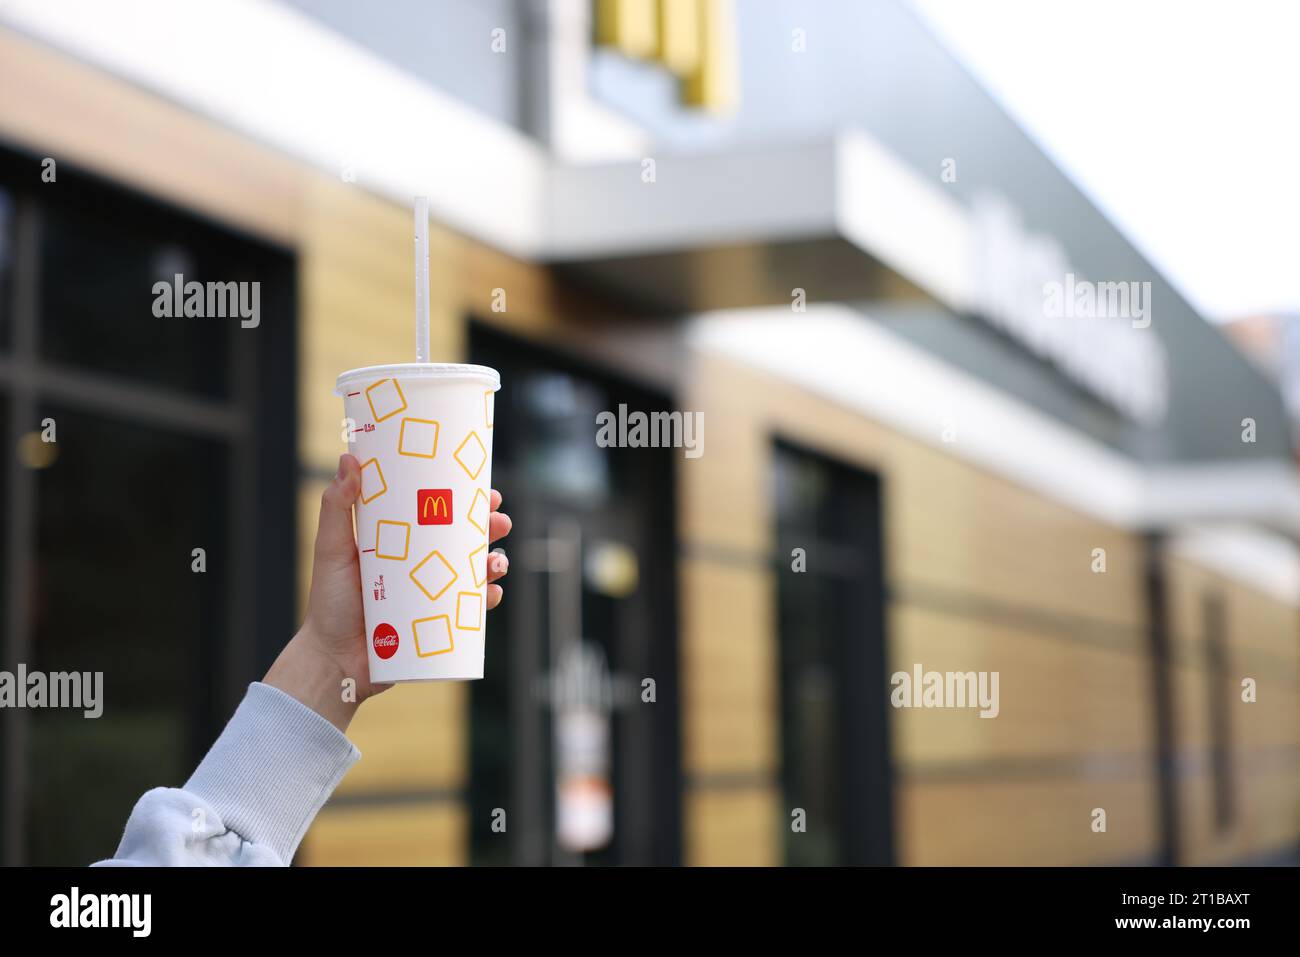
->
[486,491,509,610]
[488,489,511,542]
[486,549,508,583]
[315,454,361,565]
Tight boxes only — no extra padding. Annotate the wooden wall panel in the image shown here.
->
[683,354,1148,631]
[332,684,466,796]
[680,358,782,556]
[685,787,780,866]
[304,803,466,866]
[1234,682,1300,751]
[679,556,776,776]
[897,776,1158,865]
[889,604,1153,766]
[1249,764,1300,855]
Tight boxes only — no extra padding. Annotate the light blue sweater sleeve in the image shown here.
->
[93,682,361,867]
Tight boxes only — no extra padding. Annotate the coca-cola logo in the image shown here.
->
[372,623,399,660]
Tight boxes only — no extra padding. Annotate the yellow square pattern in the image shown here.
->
[454,431,488,480]
[398,417,440,458]
[365,378,407,423]
[469,544,488,588]
[467,487,490,537]
[412,615,454,657]
[375,520,410,561]
[456,591,484,631]
[409,549,458,602]
[484,389,494,429]
[359,458,387,504]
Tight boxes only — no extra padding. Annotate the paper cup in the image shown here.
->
[335,363,500,682]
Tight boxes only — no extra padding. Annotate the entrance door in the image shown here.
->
[468,325,680,865]
[773,439,893,865]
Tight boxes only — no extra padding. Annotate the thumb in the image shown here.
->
[315,454,361,565]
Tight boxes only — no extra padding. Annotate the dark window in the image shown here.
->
[0,186,12,349]
[37,201,236,398]
[0,146,297,865]
[1204,593,1235,833]
[773,439,893,866]
[25,408,228,863]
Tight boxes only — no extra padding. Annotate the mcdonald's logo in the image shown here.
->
[417,489,453,526]
[594,0,737,113]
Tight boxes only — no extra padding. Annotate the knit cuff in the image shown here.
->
[184,682,360,864]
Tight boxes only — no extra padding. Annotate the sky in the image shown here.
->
[910,0,1300,324]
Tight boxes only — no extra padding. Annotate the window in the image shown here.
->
[1203,593,1235,833]
[773,439,893,865]
[0,147,297,865]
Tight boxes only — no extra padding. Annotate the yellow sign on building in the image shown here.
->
[594,0,737,112]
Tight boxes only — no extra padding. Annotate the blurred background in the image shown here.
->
[0,0,1296,866]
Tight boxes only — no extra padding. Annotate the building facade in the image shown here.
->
[0,1,1296,866]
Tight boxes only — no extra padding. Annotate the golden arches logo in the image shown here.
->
[418,488,453,525]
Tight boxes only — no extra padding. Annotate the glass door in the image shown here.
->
[773,439,893,865]
[468,324,681,865]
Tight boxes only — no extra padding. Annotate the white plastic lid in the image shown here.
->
[334,362,500,395]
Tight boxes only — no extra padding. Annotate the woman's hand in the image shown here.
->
[265,453,512,731]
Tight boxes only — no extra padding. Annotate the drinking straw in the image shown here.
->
[414,196,430,363]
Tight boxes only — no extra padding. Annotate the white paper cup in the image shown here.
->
[335,363,501,682]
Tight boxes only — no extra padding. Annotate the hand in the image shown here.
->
[265,453,513,731]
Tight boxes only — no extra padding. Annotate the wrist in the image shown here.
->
[263,629,359,733]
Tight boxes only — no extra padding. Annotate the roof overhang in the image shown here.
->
[545,135,965,313]
[688,304,1300,568]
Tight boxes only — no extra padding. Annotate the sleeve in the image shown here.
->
[92,681,361,867]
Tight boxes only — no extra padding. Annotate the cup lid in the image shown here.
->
[335,363,500,395]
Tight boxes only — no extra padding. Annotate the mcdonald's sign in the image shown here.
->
[417,489,453,526]
[594,0,737,113]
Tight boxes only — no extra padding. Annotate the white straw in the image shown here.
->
[414,196,430,363]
